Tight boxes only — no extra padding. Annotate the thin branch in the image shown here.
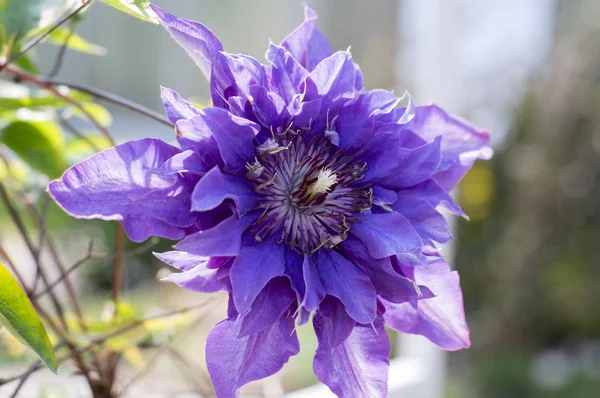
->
[8,358,40,398]
[0,185,93,386]
[47,21,77,78]
[0,243,30,294]
[33,237,159,300]
[112,225,125,304]
[168,348,212,395]
[57,110,102,151]
[4,64,115,145]
[47,79,174,128]
[0,1,94,72]
[118,317,206,396]
[0,301,213,388]
[31,194,50,292]
[96,300,216,346]
[32,241,94,300]
[18,189,86,323]
[0,182,68,330]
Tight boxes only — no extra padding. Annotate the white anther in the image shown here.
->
[309,168,338,196]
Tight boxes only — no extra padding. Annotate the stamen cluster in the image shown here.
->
[247,131,372,253]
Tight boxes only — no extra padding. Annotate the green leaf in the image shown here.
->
[0,261,58,373]
[0,120,67,178]
[47,27,106,56]
[0,94,66,110]
[13,52,39,74]
[100,0,158,24]
[0,90,94,114]
[71,102,112,127]
[0,0,73,48]
[65,134,112,161]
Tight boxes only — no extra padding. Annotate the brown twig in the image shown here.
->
[0,182,68,330]
[118,316,206,396]
[33,237,159,300]
[47,20,77,78]
[48,79,174,128]
[30,194,50,292]
[57,110,102,151]
[32,241,94,300]
[4,64,115,145]
[112,225,125,304]
[168,348,212,395]
[0,243,30,293]
[0,301,213,388]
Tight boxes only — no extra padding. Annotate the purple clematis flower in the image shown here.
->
[48,5,492,397]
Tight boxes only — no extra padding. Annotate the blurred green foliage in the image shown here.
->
[0,0,180,381]
[453,3,600,396]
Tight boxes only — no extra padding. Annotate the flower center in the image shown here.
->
[246,132,372,253]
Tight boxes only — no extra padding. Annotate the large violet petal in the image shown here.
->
[238,277,296,337]
[384,258,471,350]
[314,308,389,398]
[206,314,299,398]
[266,43,309,102]
[350,212,423,261]
[150,4,223,79]
[48,139,195,242]
[403,105,493,191]
[191,166,257,216]
[157,251,228,293]
[160,86,199,125]
[175,213,256,257]
[281,5,333,71]
[185,108,258,176]
[392,195,453,244]
[317,250,376,324]
[230,239,286,314]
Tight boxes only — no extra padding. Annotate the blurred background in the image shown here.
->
[1,0,600,397]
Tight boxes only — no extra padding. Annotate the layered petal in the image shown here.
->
[317,250,377,324]
[157,149,207,175]
[48,139,195,242]
[230,239,286,313]
[384,259,471,350]
[191,166,257,216]
[249,84,288,128]
[151,4,223,78]
[266,44,309,102]
[175,214,256,257]
[314,302,389,398]
[184,108,258,176]
[392,196,452,244]
[238,277,296,337]
[341,235,433,304]
[160,86,199,125]
[206,313,299,398]
[301,254,326,312]
[175,118,223,168]
[350,212,423,261]
[281,5,333,71]
[158,251,228,293]
[363,126,442,189]
[283,247,306,301]
[397,179,465,217]
[309,51,356,109]
[210,52,266,108]
[403,105,493,190]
